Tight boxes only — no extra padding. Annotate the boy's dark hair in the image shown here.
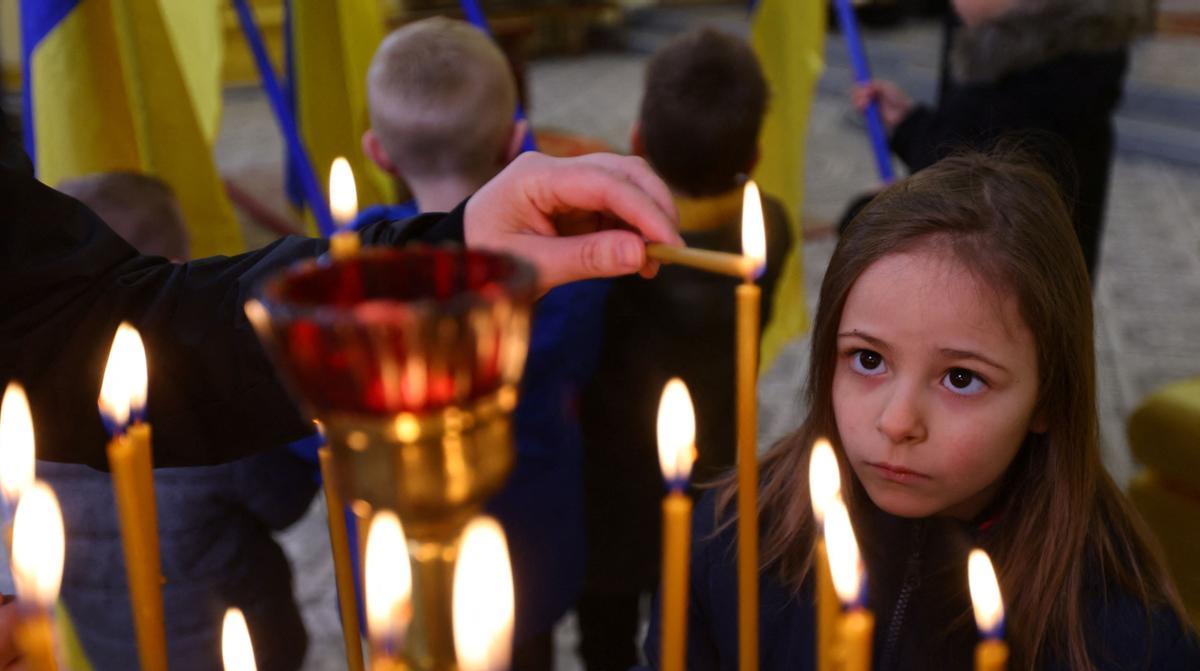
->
[58,171,189,260]
[639,28,768,197]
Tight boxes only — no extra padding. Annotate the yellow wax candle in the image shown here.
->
[836,608,875,671]
[976,639,1009,671]
[645,244,756,278]
[736,280,760,671]
[319,447,367,671]
[16,612,58,671]
[809,438,841,671]
[108,430,168,671]
[364,510,412,671]
[660,492,691,671]
[815,539,839,671]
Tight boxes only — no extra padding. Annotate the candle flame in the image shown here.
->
[364,510,412,645]
[222,608,258,671]
[329,157,358,227]
[656,378,697,485]
[11,481,64,608]
[968,548,1005,636]
[741,180,766,276]
[453,516,514,671]
[808,438,840,527]
[0,382,35,504]
[824,497,864,606]
[98,323,148,429]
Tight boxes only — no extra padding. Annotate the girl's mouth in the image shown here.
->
[868,461,931,484]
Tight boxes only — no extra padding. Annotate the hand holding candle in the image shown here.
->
[453,516,514,671]
[222,607,257,671]
[365,510,413,670]
[968,549,1008,671]
[657,378,697,671]
[809,438,841,671]
[99,323,167,671]
[825,498,873,671]
[11,481,64,671]
[329,156,361,258]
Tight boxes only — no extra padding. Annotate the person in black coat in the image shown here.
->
[852,0,1154,278]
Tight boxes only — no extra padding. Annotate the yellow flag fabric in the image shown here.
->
[289,0,393,231]
[751,0,826,371]
[26,0,242,257]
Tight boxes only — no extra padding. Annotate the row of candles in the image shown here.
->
[0,322,514,671]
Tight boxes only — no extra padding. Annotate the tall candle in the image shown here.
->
[968,549,1009,671]
[645,244,757,278]
[99,323,167,671]
[825,499,873,671]
[222,607,258,671]
[329,156,361,258]
[319,445,368,671]
[808,438,841,671]
[657,379,697,671]
[736,180,766,671]
[364,509,412,671]
[11,481,64,671]
[452,516,514,671]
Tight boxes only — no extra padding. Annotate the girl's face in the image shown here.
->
[952,0,1018,27]
[832,247,1042,520]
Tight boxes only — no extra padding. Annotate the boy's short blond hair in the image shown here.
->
[367,17,516,182]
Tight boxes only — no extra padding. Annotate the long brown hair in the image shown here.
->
[717,148,1185,668]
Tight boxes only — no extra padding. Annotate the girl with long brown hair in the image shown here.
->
[646,149,1199,669]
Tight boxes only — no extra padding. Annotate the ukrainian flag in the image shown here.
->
[286,0,393,229]
[20,0,242,257]
[750,0,825,369]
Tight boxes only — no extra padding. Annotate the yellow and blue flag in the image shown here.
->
[20,0,242,257]
[750,0,825,370]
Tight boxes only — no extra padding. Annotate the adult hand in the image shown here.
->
[0,599,25,671]
[465,152,683,293]
[851,80,914,133]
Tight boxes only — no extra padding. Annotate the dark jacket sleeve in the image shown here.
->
[0,167,465,469]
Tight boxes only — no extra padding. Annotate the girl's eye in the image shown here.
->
[849,349,887,376]
[943,368,987,395]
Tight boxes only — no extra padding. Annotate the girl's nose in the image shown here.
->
[876,381,927,445]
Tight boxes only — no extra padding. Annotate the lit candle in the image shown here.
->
[11,481,64,671]
[809,438,841,671]
[825,498,873,671]
[0,382,36,541]
[968,549,1009,671]
[99,323,167,671]
[452,516,514,671]
[222,607,258,671]
[329,156,361,258]
[657,378,697,671]
[365,509,412,670]
[644,244,757,278]
[736,179,766,671]
[318,439,367,671]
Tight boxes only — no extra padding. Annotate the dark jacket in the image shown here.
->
[891,0,1150,276]
[645,492,1200,670]
[0,165,464,468]
[579,190,792,593]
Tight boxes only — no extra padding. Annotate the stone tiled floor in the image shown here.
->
[5,6,1197,671]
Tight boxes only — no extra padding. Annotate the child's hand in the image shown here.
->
[465,152,683,294]
[852,80,914,132]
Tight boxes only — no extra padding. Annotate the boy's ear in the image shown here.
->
[629,121,644,157]
[504,119,529,165]
[363,129,399,176]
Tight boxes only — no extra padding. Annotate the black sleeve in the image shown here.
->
[1,168,465,469]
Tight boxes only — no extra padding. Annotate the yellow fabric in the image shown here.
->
[750,0,825,370]
[1128,471,1200,630]
[1128,376,1200,490]
[673,189,743,234]
[29,0,242,257]
[290,0,393,233]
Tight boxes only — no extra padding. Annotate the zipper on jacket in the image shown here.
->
[879,522,927,669]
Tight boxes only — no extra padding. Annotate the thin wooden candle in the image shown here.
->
[319,446,367,671]
[968,549,1009,671]
[809,438,841,671]
[11,482,65,671]
[825,498,873,671]
[645,244,756,278]
[656,379,697,671]
[100,323,167,671]
[736,181,766,671]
